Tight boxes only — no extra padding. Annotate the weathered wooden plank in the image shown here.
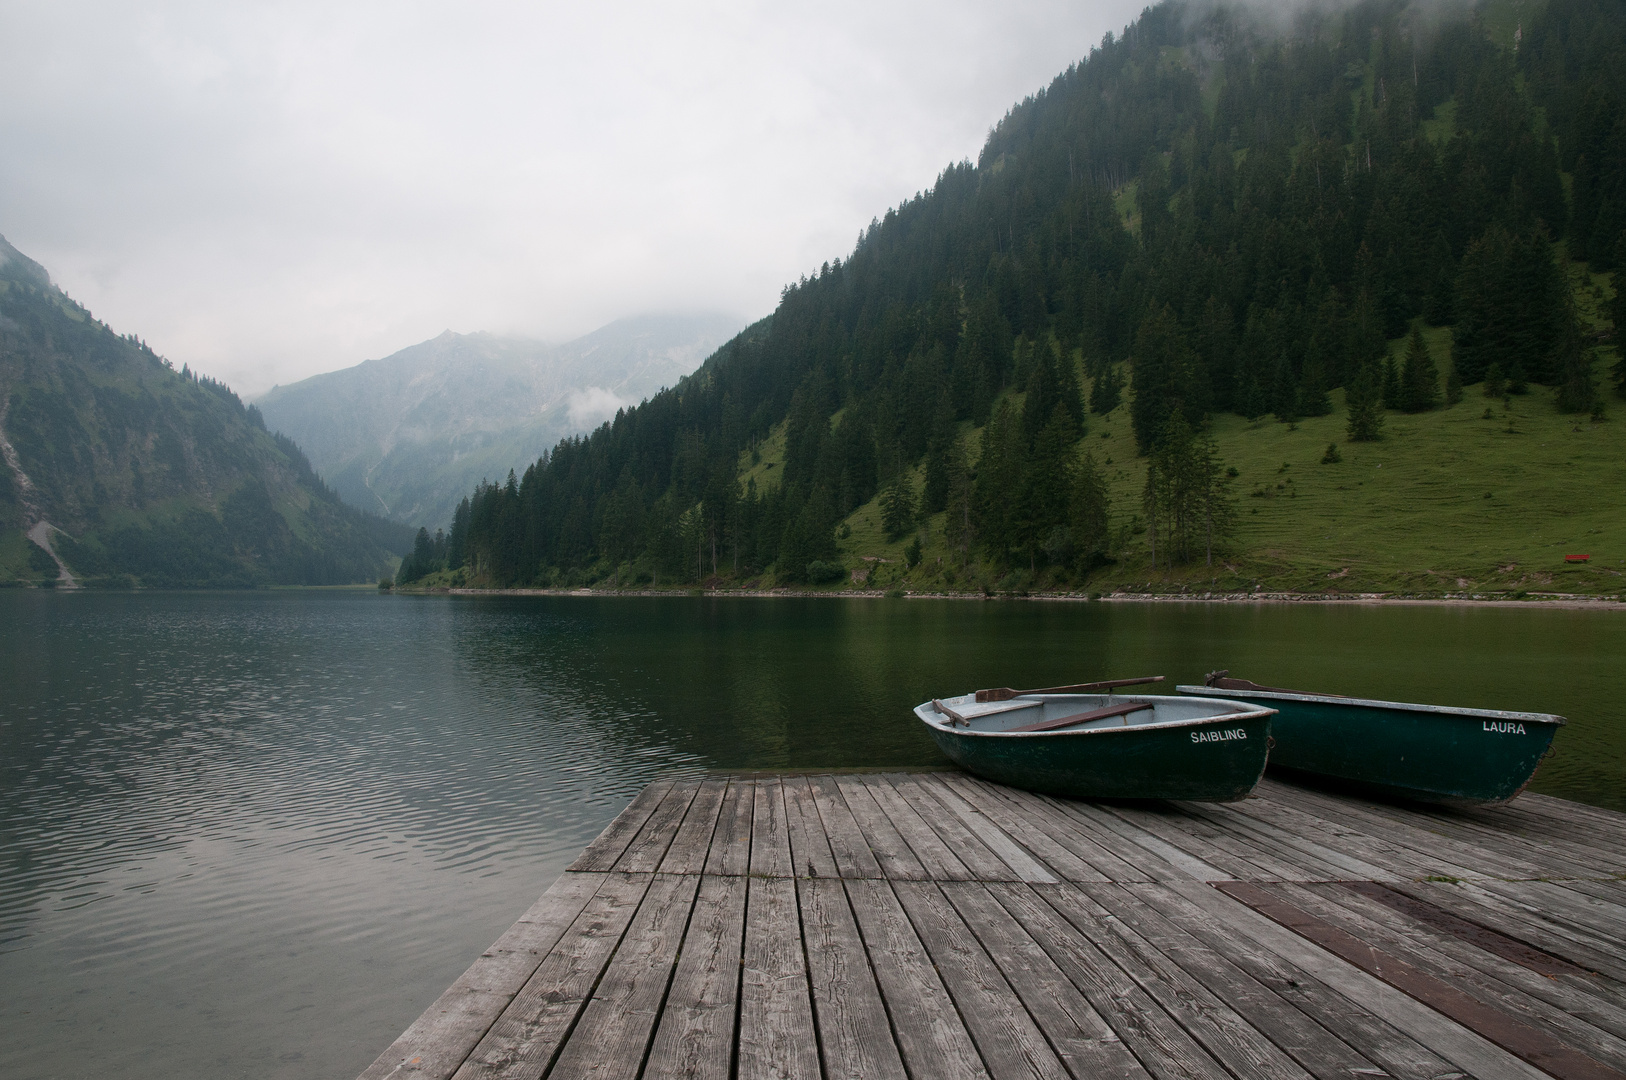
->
[644,874,747,1080]
[835,774,929,880]
[1172,878,1551,1080]
[933,773,1098,882]
[614,781,700,873]
[1050,798,1230,881]
[882,772,1015,880]
[1179,798,1400,882]
[703,777,755,877]
[940,882,1150,1080]
[861,773,977,880]
[1104,800,1323,883]
[893,880,1072,1080]
[1516,794,1626,844]
[1125,881,1469,1080]
[569,781,675,872]
[1256,780,1541,881]
[1082,881,1395,1080]
[986,881,1234,1080]
[357,873,607,1080]
[1476,879,1626,943]
[913,774,1058,883]
[952,776,1133,881]
[980,782,1159,881]
[1211,791,1434,880]
[749,776,796,879]
[799,876,909,1079]
[1392,880,1626,982]
[1046,885,1315,1080]
[1218,879,1626,1080]
[1120,800,1330,882]
[738,876,820,1080]
[658,778,728,875]
[805,773,883,879]
[547,873,700,1079]
[452,873,652,1080]
[844,877,991,1079]
[1279,881,1626,1068]
[781,774,841,880]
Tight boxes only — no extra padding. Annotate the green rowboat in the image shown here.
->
[915,687,1275,801]
[1177,675,1564,805]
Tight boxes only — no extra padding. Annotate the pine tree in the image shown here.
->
[1070,451,1110,570]
[1380,356,1401,410]
[1346,363,1385,441]
[1445,365,1463,406]
[879,471,918,540]
[1130,304,1204,454]
[1017,405,1078,571]
[1554,320,1599,414]
[1399,326,1439,412]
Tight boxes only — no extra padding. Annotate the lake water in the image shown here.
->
[2,590,1622,1079]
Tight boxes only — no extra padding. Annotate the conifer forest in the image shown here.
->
[403,0,1626,592]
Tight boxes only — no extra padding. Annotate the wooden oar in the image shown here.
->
[932,699,970,726]
[1006,701,1152,733]
[975,676,1163,703]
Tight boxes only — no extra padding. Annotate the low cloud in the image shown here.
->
[566,386,632,430]
[0,0,1144,397]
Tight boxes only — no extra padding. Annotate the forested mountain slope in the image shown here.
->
[0,236,412,587]
[256,314,740,529]
[409,0,1626,595]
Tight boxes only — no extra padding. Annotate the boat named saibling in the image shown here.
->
[916,677,1276,801]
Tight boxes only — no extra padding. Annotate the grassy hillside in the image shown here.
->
[828,322,1626,598]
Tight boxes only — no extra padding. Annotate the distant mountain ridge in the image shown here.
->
[256,313,741,528]
[0,234,412,587]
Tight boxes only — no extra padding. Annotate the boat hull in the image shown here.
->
[1178,686,1561,805]
[926,706,1273,802]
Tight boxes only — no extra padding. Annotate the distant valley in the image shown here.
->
[0,235,411,588]
[256,314,742,529]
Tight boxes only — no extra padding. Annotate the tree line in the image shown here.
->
[406,0,1626,589]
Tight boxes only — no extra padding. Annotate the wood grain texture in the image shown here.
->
[738,876,820,1079]
[364,772,1626,1080]
[547,873,700,1080]
[781,775,840,880]
[569,781,674,872]
[804,774,883,880]
[845,877,992,1079]
[658,779,728,875]
[644,874,747,1080]
[799,877,908,1079]
[704,777,755,877]
[452,873,652,1080]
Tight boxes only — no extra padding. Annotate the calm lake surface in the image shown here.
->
[2,590,1622,1079]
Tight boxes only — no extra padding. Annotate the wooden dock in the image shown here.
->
[359,772,1626,1080]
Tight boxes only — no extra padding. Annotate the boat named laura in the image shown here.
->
[916,677,1276,801]
[1177,673,1564,805]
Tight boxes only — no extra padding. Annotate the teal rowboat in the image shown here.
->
[915,691,1275,801]
[1176,675,1564,806]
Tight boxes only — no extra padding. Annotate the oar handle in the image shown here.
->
[975,676,1163,703]
[932,699,970,726]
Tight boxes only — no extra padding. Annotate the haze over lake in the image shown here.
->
[2,590,1621,1080]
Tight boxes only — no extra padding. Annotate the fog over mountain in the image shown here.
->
[256,314,741,529]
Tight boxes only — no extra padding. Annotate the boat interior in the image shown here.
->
[919,693,1256,734]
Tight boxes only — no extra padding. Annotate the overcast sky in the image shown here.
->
[0,0,1146,397]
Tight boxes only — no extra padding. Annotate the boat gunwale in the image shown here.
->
[1174,684,1566,726]
[913,694,1276,738]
